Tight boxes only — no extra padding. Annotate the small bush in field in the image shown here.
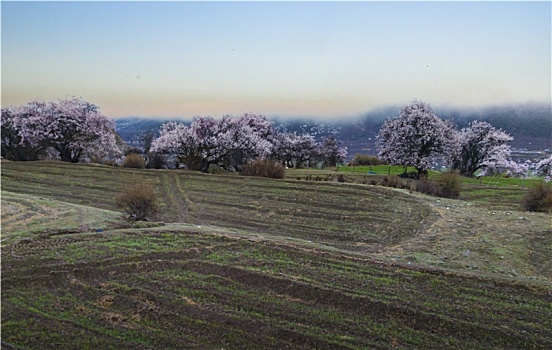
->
[146,152,167,169]
[437,172,462,199]
[380,175,400,188]
[352,154,386,166]
[242,159,285,179]
[415,172,461,199]
[123,153,146,169]
[416,179,441,197]
[328,174,346,182]
[208,164,225,174]
[115,181,158,220]
[521,183,552,213]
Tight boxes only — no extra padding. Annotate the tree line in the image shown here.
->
[2,98,550,181]
[375,100,551,180]
[1,98,348,170]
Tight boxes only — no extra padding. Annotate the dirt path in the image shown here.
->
[158,173,190,223]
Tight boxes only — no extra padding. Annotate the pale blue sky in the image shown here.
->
[2,1,550,119]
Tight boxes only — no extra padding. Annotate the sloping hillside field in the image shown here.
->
[2,161,551,349]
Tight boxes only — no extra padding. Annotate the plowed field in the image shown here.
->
[2,161,551,349]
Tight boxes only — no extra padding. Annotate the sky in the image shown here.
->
[1,1,551,119]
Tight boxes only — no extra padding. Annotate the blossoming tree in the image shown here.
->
[477,143,528,179]
[1,106,40,161]
[270,132,319,168]
[451,121,514,177]
[2,98,119,162]
[151,114,274,171]
[318,135,348,167]
[376,100,457,177]
[534,156,552,182]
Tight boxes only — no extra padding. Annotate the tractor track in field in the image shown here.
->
[158,172,193,223]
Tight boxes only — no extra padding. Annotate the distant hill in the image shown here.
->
[114,103,551,157]
[114,117,169,148]
[439,103,551,148]
[270,103,551,157]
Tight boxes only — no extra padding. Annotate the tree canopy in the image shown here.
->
[534,156,552,182]
[451,121,513,176]
[1,98,119,162]
[376,100,457,176]
[151,114,347,171]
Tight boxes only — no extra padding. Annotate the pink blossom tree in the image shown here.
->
[1,106,40,161]
[534,156,552,182]
[376,100,457,177]
[151,114,274,171]
[215,115,274,171]
[271,132,319,168]
[152,113,348,171]
[150,121,188,155]
[478,144,528,178]
[2,98,119,162]
[270,132,294,166]
[451,121,513,177]
[318,135,348,167]
[150,118,215,170]
[505,161,529,178]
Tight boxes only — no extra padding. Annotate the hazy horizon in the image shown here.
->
[111,100,551,125]
[2,1,550,119]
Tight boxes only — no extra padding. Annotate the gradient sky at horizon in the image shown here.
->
[2,1,550,119]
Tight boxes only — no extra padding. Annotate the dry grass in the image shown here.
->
[123,153,146,169]
[521,183,552,213]
[242,159,286,179]
[114,180,158,220]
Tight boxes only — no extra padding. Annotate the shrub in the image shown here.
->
[146,152,167,169]
[242,159,286,179]
[208,164,225,174]
[521,183,552,213]
[415,172,462,199]
[400,171,423,179]
[436,172,462,199]
[416,179,442,197]
[328,174,346,183]
[380,175,400,188]
[352,154,386,166]
[123,153,146,169]
[115,181,159,220]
